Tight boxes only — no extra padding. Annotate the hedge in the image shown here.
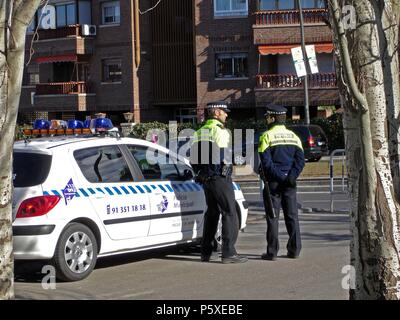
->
[129,121,199,140]
[128,114,345,153]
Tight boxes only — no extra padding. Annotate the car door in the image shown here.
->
[73,144,151,240]
[126,145,205,238]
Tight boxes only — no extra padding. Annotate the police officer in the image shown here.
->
[190,101,247,264]
[258,105,305,261]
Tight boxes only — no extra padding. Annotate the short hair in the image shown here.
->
[208,107,223,119]
[275,113,286,123]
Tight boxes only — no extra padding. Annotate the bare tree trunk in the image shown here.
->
[0,0,41,300]
[373,0,400,199]
[329,0,400,299]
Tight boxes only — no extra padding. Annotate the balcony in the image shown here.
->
[36,81,89,95]
[27,25,94,57]
[254,9,328,25]
[255,73,340,107]
[26,81,96,112]
[36,25,83,40]
[253,9,332,45]
[256,73,337,89]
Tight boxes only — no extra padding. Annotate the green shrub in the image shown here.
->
[311,113,344,152]
[226,119,265,131]
[129,121,199,140]
[15,124,32,141]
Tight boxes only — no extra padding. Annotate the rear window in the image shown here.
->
[13,152,52,187]
[309,126,327,140]
[288,126,309,139]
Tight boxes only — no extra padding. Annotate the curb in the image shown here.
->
[248,204,349,215]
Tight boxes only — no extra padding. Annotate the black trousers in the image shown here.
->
[201,176,239,258]
[263,181,301,257]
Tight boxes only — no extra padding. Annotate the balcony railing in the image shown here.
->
[255,9,328,25]
[36,81,89,95]
[35,25,82,40]
[256,73,337,89]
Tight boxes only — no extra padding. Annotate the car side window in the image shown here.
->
[74,146,133,183]
[127,145,181,180]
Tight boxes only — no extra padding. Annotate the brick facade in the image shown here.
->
[19,0,339,125]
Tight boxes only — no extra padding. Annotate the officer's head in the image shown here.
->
[264,105,287,125]
[206,101,230,124]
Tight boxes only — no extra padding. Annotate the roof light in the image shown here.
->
[67,120,84,129]
[93,118,113,131]
[84,119,91,128]
[50,120,67,130]
[23,118,117,137]
[33,119,50,130]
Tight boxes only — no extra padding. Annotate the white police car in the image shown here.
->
[12,129,248,281]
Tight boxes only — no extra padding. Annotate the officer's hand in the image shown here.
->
[286,175,297,188]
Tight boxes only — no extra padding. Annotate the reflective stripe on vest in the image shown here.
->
[258,125,303,153]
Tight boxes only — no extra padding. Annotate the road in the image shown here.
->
[238,178,350,213]
[14,209,350,300]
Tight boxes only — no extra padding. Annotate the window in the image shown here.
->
[79,0,92,24]
[301,0,326,8]
[56,3,76,27]
[128,146,187,181]
[102,59,122,82]
[259,0,325,10]
[215,53,248,79]
[27,64,40,85]
[101,1,120,25]
[74,146,133,183]
[278,0,295,9]
[13,153,52,187]
[214,0,248,17]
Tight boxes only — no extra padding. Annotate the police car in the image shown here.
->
[12,120,248,281]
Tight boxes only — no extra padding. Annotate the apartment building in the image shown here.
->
[195,0,339,121]
[19,0,339,124]
[19,0,196,125]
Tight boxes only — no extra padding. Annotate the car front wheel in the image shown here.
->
[53,223,98,282]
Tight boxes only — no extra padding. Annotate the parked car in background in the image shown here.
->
[287,124,329,162]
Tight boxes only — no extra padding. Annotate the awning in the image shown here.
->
[35,54,78,64]
[258,43,333,55]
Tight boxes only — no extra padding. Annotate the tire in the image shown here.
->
[53,223,98,282]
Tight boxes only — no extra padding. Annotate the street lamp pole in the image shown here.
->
[297,0,310,125]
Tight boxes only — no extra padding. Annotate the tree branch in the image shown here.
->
[328,0,369,112]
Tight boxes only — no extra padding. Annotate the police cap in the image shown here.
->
[264,105,287,116]
[206,101,231,112]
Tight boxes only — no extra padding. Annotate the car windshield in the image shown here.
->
[13,152,52,187]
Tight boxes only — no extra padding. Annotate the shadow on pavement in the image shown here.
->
[95,244,201,269]
[14,260,50,284]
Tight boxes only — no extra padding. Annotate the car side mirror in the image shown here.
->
[183,169,194,180]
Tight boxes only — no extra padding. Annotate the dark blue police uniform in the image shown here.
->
[258,105,305,260]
